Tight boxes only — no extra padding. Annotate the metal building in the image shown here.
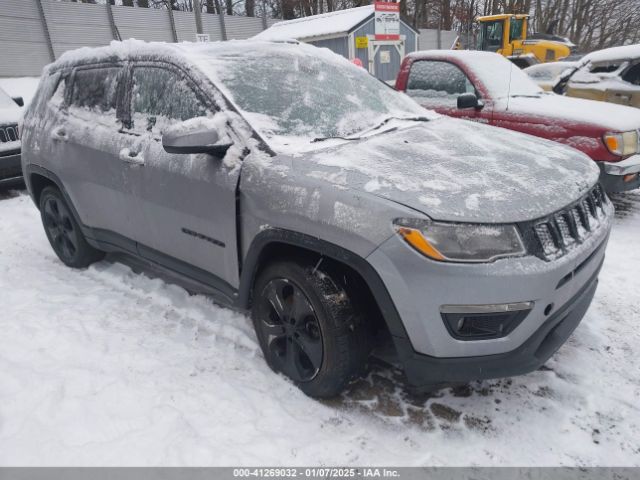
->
[253,4,419,82]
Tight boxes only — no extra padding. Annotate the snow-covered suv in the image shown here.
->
[21,40,613,398]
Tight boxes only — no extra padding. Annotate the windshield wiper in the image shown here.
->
[311,116,430,143]
[311,127,398,143]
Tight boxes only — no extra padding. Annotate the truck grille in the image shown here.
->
[0,124,19,143]
[532,184,608,260]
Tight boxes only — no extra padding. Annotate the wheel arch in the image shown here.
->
[24,165,88,239]
[237,229,410,345]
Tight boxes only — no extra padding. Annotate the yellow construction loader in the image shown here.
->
[477,14,573,64]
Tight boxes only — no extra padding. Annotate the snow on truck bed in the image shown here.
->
[1,190,640,466]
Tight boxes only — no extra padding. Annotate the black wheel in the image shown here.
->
[251,259,371,398]
[39,186,104,268]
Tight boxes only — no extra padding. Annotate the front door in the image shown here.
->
[122,63,243,295]
[605,62,640,108]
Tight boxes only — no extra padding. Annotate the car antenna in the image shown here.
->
[506,60,513,111]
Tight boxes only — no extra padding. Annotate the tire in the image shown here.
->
[251,259,371,398]
[39,186,105,268]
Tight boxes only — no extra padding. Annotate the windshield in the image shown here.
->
[465,53,544,98]
[0,88,16,109]
[191,42,430,152]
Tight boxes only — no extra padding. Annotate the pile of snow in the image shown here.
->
[0,191,639,466]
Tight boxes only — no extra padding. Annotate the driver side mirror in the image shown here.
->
[12,97,24,107]
[457,92,484,110]
[162,122,233,158]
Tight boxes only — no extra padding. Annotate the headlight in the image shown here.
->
[393,219,526,263]
[603,131,639,156]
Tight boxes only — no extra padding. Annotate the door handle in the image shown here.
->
[52,126,68,142]
[119,147,145,166]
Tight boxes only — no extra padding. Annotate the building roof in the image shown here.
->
[253,6,375,41]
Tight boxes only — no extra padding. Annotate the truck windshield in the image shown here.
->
[192,42,431,152]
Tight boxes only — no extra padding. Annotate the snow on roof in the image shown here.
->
[408,49,502,62]
[252,6,374,41]
[48,38,305,73]
[582,44,640,64]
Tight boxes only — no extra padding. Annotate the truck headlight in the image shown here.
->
[393,219,526,263]
[603,131,639,156]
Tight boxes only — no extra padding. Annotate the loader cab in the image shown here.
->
[478,15,527,56]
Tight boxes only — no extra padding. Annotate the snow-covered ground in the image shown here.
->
[0,188,639,466]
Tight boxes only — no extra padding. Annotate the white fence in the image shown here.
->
[0,0,279,77]
[418,29,459,51]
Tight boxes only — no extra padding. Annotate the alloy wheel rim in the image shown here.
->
[43,197,78,262]
[259,278,323,383]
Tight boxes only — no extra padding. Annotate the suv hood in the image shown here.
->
[297,118,600,223]
[496,94,640,132]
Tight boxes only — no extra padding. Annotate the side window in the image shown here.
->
[480,20,503,51]
[589,63,621,74]
[509,18,524,41]
[406,61,476,105]
[622,63,640,86]
[129,66,207,135]
[71,67,121,113]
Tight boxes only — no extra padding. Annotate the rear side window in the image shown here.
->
[622,63,640,86]
[71,67,121,113]
[406,60,475,105]
[130,66,207,135]
[589,63,621,74]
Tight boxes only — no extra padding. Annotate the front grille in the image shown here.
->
[0,124,19,143]
[531,184,608,261]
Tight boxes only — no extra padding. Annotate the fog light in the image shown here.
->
[440,302,533,340]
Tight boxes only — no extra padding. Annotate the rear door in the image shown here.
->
[402,60,489,122]
[122,62,243,295]
[56,64,142,247]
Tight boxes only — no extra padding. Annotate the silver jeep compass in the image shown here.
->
[21,40,613,397]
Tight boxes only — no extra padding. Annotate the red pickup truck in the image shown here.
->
[395,50,640,192]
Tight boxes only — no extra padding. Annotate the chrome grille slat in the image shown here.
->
[0,124,19,143]
[533,185,606,261]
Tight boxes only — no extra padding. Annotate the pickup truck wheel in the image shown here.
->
[39,186,105,268]
[251,260,371,398]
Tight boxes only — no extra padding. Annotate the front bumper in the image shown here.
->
[395,264,599,387]
[0,149,23,182]
[598,155,640,192]
[367,198,612,386]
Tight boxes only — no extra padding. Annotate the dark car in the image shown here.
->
[0,86,23,185]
